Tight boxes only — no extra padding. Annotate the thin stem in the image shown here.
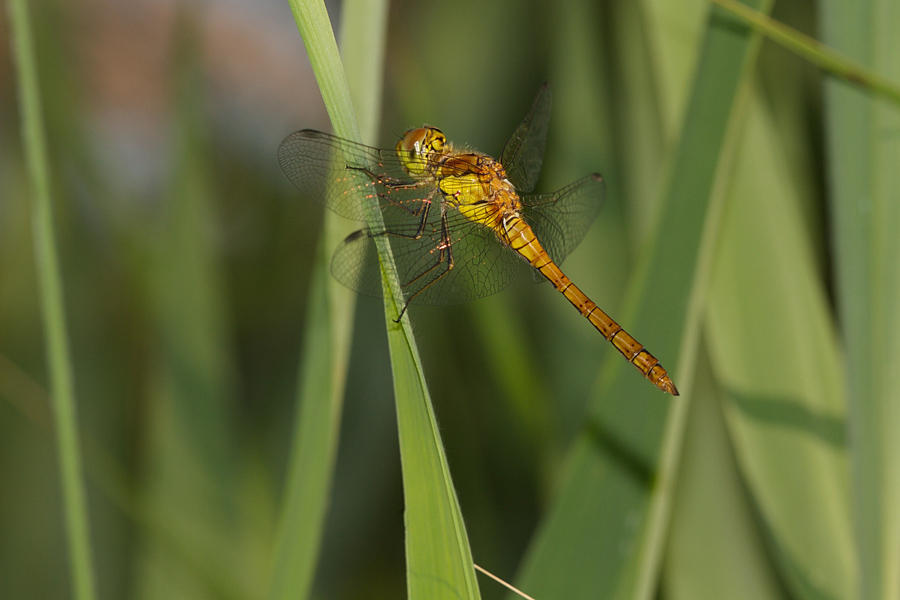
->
[8,1,97,599]
[474,564,537,600]
[711,0,900,105]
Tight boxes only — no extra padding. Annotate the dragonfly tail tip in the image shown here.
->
[659,377,679,396]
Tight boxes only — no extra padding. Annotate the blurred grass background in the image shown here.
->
[2,0,898,598]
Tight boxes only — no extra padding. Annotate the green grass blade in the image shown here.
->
[512,1,772,598]
[821,0,900,597]
[268,0,382,598]
[268,238,354,600]
[706,89,854,600]
[339,0,389,144]
[712,0,900,106]
[387,317,481,600]
[8,1,98,598]
[276,2,481,599]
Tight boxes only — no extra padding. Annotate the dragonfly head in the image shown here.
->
[397,126,446,176]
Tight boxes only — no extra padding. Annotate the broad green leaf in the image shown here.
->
[706,87,854,600]
[512,1,772,598]
[662,347,786,600]
[821,0,900,597]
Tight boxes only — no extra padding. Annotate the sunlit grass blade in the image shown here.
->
[821,0,900,598]
[705,89,854,600]
[8,1,98,598]
[512,1,772,598]
[275,1,481,598]
[387,310,481,600]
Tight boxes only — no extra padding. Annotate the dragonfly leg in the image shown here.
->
[348,164,412,188]
[347,165,432,217]
[392,207,456,321]
[351,200,444,322]
[339,170,454,320]
[364,196,432,242]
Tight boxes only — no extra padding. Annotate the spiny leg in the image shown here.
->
[346,164,432,218]
[351,200,451,321]
[392,207,456,322]
[342,165,457,321]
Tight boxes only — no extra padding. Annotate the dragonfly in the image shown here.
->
[278,84,678,395]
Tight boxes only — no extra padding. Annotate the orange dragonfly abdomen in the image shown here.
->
[500,215,679,396]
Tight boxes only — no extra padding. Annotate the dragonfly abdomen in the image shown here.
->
[501,216,679,396]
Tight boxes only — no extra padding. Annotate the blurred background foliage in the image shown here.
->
[2,0,897,598]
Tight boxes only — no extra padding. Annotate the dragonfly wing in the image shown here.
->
[500,83,552,194]
[332,208,523,305]
[278,130,433,221]
[521,173,605,266]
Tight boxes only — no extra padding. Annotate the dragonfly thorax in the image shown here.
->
[397,126,447,176]
[440,153,522,228]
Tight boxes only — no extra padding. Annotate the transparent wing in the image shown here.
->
[521,173,605,266]
[500,82,552,194]
[278,130,435,221]
[280,127,602,308]
[331,207,524,306]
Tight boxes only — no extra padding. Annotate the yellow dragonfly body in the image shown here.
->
[279,84,678,395]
